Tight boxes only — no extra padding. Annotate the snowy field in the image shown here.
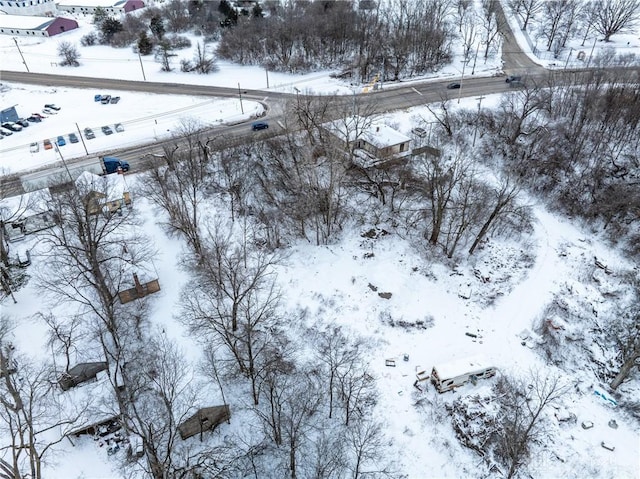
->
[1,2,639,479]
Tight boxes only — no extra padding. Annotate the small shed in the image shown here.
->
[59,361,108,391]
[178,406,230,441]
[0,14,78,37]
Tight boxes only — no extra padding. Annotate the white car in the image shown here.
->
[42,108,57,115]
[30,142,39,153]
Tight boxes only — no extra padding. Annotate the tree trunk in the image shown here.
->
[610,352,639,390]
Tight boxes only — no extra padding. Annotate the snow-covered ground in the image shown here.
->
[1,3,639,479]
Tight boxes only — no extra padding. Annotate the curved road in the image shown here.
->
[1,12,636,194]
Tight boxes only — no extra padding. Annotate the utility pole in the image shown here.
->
[472,96,485,148]
[265,68,269,88]
[76,122,89,156]
[138,52,147,81]
[586,37,597,68]
[54,143,74,184]
[237,83,244,114]
[13,38,29,73]
[563,47,573,70]
[457,59,467,104]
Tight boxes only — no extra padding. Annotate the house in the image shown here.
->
[75,171,131,215]
[55,0,144,15]
[0,13,78,36]
[322,115,412,167]
[177,406,230,440]
[0,188,56,242]
[58,361,108,391]
[0,0,57,16]
[430,355,496,393]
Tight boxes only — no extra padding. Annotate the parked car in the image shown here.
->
[94,94,103,102]
[69,132,79,143]
[110,96,121,104]
[101,95,112,105]
[2,122,22,132]
[30,142,39,153]
[16,119,29,128]
[0,127,13,137]
[57,135,66,146]
[43,108,57,115]
[102,125,113,135]
[32,113,46,119]
[411,127,427,138]
[27,116,42,123]
[446,82,461,89]
[43,139,53,150]
[44,103,61,111]
[251,121,269,131]
[114,123,124,133]
[84,127,96,139]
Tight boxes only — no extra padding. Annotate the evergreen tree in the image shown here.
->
[100,17,123,44]
[137,31,153,55]
[93,6,108,25]
[150,15,165,40]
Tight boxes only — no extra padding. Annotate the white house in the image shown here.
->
[75,170,131,215]
[322,115,412,166]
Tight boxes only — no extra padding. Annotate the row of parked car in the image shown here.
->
[0,104,62,138]
[30,122,126,153]
[84,123,125,139]
[95,94,121,105]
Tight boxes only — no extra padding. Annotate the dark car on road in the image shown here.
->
[102,125,113,135]
[505,75,522,83]
[251,121,269,131]
[447,82,461,89]
[84,127,96,139]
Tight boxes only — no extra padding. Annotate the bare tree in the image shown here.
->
[0,318,88,479]
[123,332,212,479]
[480,0,504,59]
[609,298,640,389]
[589,0,640,41]
[468,176,523,255]
[493,370,570,479]
[35,179,154,414]
[39,312,84,374]
[345,418,393,479]
[140,119,211,259]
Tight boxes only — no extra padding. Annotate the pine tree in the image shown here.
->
[150,15,165,40]
[137,31,153,56]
